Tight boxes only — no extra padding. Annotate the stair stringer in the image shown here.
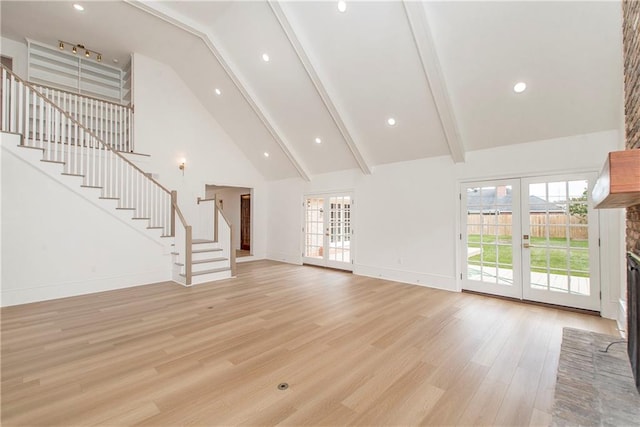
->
[1,133,173,253]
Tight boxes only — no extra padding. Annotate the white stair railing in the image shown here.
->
[32,83,134,153]
[1,65,171,236]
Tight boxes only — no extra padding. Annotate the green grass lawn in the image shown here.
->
[467,234,589,277]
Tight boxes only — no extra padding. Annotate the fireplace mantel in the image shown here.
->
[593,150,640,209]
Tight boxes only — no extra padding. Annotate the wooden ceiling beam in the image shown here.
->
[403,1,466,163]
[125,0,312,181]
[268,1,373,175]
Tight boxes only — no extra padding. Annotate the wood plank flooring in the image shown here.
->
[1,260,618,426]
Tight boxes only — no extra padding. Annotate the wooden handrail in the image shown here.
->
[172,194,188,228]
[215,197,236,276]
[172,191,192,285]
[197,197,216,204]
[31,81,132,109]
[215,198,233,229]
[4,65,199,284]
[0,65,169,195]
[197,196,219,242]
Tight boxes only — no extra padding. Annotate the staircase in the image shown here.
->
[1,65,234,286]
[171,195,236,285]
[174,238,235,285]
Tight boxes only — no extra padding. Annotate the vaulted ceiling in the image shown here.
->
[1,1,624,181]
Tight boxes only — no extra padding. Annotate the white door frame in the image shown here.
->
[520,173,600,311]
[459,173,601,311]
[302,192,354,271]
[460,179,523,299]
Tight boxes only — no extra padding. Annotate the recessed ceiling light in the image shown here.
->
[263,152,270,158]
[337,0,347,13]
[513,82,527,93]
[387,117,397,126]
[314,137,322,144]
[214,88,222,96]
[262,53,270,62]
[112,58,119,64]
[73,4,84,11]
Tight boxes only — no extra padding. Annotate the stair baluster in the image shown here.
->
[1,65,172,238]
[1,65,234,287]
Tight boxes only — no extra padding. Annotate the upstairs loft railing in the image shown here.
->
[32,83,134,153]
[1,64,172,237]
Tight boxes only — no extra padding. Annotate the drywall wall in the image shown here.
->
[1,133,171,306]
[0,36,27,77]
[205,186,252,252]
[266,130,624,318]
[132,53,267,259]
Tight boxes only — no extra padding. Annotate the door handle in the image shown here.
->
[325,233,329,236]
[523,243,530,248]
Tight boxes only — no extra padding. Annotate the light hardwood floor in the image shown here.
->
[1,260,618,426]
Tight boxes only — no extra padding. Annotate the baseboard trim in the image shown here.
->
[618,298,627,338]
[1,269,171,307]
[354,264,455,292]
[266,252,303,266]
[462,289,602,316]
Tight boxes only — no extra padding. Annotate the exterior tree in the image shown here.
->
[569,189,588,221]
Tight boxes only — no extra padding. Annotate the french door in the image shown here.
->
[461,174,600,311]
[303,194,353,270]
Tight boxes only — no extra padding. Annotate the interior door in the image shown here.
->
[521,174,600,311]
[240,194,250,251]
[461,174,600,311]
[461,180,522,299]
[303,194,353,271]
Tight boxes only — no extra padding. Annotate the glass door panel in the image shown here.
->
[522,175,599,310]
[303,194,353,271]
[462,175,599,310]
[327,196,351,265]
[304,197,324,260]
[462,180,522,298]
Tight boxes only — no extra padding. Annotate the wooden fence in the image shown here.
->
[466,213,588,239]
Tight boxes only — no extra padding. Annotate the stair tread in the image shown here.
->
[193,239,216,244]
[180,267,230,277]
[116,207,136,210]
[192,248,223,253]
[81,185,103,189]
[99,197,119,200]
[18,145,44,152]
[192,257,227,264]
[61,172,84,177]
[132,217,150,220]
[41,159,65,164]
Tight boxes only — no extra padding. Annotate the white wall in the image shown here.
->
[266,130,624,318]
[132,53,267,259]
[0,36,27,78]
[205,186,251,252]
[1,134,171,306]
